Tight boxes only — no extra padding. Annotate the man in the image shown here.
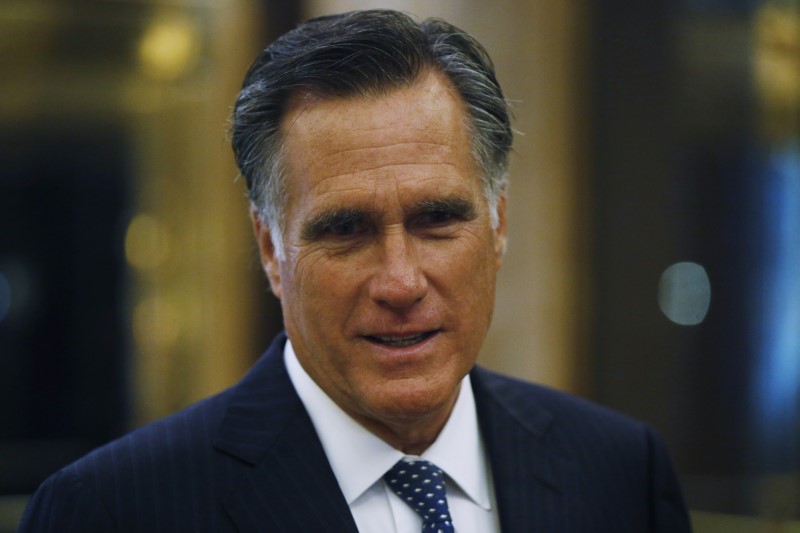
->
[20,10,691,532]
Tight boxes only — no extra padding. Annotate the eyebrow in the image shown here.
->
[301,207,365,241]
[409,197,478,221]
[299,195,479,241]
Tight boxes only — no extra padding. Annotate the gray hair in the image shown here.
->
[231,9,513,258]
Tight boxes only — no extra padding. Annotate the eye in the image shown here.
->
[410,198,476,232]
[408,209,463,238]
[302,209,369,242]
[328,218,360,236]
[407,198,478,238]
[421,209,454,226]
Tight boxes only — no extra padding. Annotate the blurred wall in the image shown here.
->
[588,0,799,529]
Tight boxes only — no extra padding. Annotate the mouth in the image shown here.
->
[364,330,438,348]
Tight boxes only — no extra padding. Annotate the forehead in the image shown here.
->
[278,72,479,202]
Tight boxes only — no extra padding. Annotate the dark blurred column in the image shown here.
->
[590,0,799,519]
[0,0,298,499]
[0,4,136,493]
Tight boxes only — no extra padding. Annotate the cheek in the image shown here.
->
[283,248,329,293]
[282,251,358,323]
[428,238,498,312]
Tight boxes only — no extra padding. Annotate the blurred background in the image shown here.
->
[0,0,797,531]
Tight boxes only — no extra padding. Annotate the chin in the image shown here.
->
[370,382,458,421]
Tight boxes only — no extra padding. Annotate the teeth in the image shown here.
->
[371,333,429,347]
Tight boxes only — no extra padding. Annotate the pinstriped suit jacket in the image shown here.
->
[20,333,691,532]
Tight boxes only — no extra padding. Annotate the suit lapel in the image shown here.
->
[213,334,359,533]
[471,367,574,533]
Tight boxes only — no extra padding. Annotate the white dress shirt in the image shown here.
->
[284,340,500,533]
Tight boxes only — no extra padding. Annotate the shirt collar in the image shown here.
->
[284,340,491,510]
[422,371,493,510]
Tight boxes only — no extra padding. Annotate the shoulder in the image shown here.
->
[20,337,296,532]
[470,364,663,474]
[18,391,233,532]
[72,389,229,472]
[56,333,291,489]
[19,466,119,532]
[471,364,646,437]
[470,366,691,531]
[76,389,232,479]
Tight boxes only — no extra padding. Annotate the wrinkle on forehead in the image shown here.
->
[281,71,470,155]
[282,69,463,127]
[309,141,458,179]
[306,162,465,195]
[280,71,478,199]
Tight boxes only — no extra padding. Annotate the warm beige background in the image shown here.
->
[3,2,798,531]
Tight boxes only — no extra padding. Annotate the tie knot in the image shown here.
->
[383,459,454,533]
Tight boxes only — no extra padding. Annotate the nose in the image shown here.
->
[368,230,428,309]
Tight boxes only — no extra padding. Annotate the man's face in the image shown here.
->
[254,71,506,443]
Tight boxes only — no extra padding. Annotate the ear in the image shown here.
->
[250,207,283,299]
[493,195,508,268]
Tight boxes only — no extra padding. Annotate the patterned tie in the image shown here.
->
[383,459,456,533]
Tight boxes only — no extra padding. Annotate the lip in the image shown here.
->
[359,329,442,356]
[363,329,439,348]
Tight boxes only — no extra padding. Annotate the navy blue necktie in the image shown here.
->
[383,459,455,533]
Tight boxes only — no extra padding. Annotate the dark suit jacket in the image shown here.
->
[20,333,691,532]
